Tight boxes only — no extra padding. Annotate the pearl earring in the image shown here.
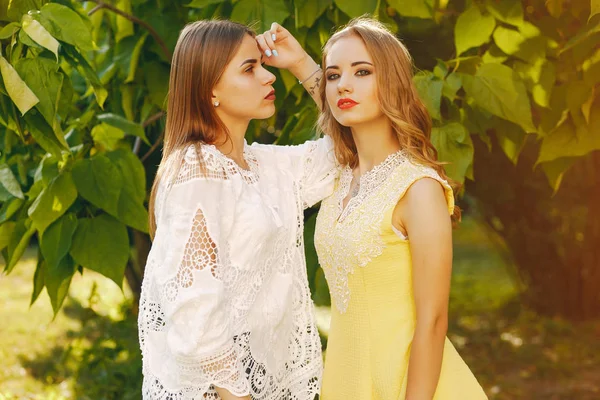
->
[213,100,220,107]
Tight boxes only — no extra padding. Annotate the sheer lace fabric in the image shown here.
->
[139,137,338,399]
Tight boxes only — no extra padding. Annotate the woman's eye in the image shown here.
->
[326,73,339,80]
[356,69,371,76]
[245,66,254,73]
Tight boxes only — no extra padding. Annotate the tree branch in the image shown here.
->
[133,111,165,159]
[140,130,164,163]
[142,111,165,128]
[82,0,172,61]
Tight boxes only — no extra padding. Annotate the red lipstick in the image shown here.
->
[265,90,276,101]
[337,98,358,109]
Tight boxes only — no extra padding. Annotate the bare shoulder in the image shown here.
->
[393,177,450,230]
[404,177,447,204]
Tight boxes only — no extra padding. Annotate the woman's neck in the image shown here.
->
[350,116,401,175]
[215,116,249,167]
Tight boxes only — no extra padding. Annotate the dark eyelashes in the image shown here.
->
[326,69,372,80]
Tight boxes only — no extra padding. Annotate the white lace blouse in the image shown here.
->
[138,137,338,400]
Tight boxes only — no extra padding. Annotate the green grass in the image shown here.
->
[1,217,599,399]
[0,248,141,400]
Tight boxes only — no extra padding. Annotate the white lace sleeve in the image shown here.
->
[141,147,249,398]
[251,136,339,208]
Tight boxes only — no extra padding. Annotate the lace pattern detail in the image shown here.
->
[315,156,453,313]
[174,142,259,186]
[337,150,407,222]
[139,141,323,399]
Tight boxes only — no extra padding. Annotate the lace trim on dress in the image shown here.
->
[315,155,452,313]
[337,150,407,222]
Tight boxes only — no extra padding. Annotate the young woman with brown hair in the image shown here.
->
[137,20,337,400]
[258,18,487,400]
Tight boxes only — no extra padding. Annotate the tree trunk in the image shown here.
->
[467,135,600,320]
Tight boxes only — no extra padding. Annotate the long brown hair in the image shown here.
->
[148,20,255,237]
[318,17,461,221]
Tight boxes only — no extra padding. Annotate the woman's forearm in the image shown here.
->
[288,55,323,110]
[405,318,447,400]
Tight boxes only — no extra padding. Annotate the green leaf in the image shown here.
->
[15,57,64,135]
[62,44,107,108]
[0,164,24,200]
[115,0,134,42]
[22,14,59,61]
[6,0,39,22]
[0,22,20,39]
[28,171,78,234]
[540,157,576,194]
[334,0,378,17]
[34,156,60,186]
[513,59,555,108]
[41,213,78,270]
[490,118,527,164]
[38,3,94,52]
[91,123,125,151]
[566,80,591,116]
[185,0,224,7]
[0,221,16,251]
[454,5,495,56]
[590,0,600,21]
[537,98,600,163]
[482,44,508,64]
[45,254,75,315]
[30,258,46,306]
[97,113,149,144]
[70,214,129,287]
[72,155,123,216]
[0,56,39,115]
[430,122,474,184]
[231,0,291,33]
[6,219,35,274]
[460,63,535,132]
[295,0,332,28]
[442,72,462,101]
[485,0,523,26]
[0,197,24,223]
[126,32,148,83]
[144,62,170,109]
[493,26,545,64]
[106,149,149,232]
[413,72,443,121]
[446,56,483,75]
[387,0,433,19]
[23,111,66,158]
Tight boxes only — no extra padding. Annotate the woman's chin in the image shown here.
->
[256,105,276,119]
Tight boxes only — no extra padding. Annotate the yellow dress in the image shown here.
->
[314,151,487,400]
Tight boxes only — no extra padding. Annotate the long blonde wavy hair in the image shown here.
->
[317,17,461,221]
[148,20,255,237]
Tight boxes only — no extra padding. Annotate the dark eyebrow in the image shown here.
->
[240,58,258,67]
[325,61,373,70]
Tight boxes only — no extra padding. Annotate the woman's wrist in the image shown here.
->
[288,54,320,81]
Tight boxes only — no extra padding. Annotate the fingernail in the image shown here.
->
[265,49,272,57]
[272,49,279,57]
[272,33,277,41]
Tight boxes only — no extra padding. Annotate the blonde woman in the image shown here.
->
[257,17,488,400]
[138,20,338,400]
